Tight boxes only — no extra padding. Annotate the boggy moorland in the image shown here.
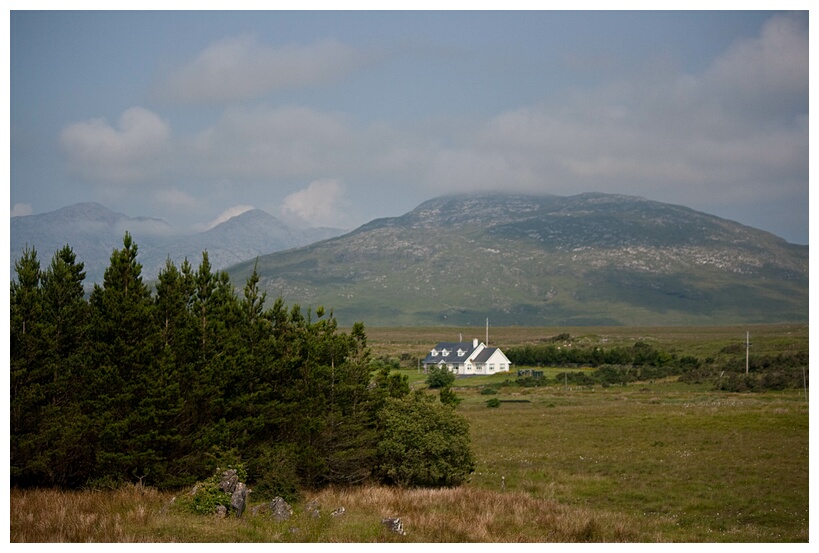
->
[11,324,808,542]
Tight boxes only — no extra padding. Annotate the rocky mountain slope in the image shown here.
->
[10,203,343,287]
[226,193,808,326]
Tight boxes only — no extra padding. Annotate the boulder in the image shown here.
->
[331,507,346,517]
[382,517,406,535]
[219,469,239,494]
[305,500,321,519]
[270,496,293,521]
[215,504,228,519]
[230,482,250,517]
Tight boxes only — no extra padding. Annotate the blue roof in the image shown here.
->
[472,347,499,363]
[422,341,480,364]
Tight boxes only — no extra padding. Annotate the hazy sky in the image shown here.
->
[8,8,810,243]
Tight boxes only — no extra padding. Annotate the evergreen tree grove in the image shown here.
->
[9,235,477,494]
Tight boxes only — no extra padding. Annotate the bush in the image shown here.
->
[375,392,475,487]
[439,386,462,407]
[426,365,456,389]
[480,387,498,395]
[485,398,501,408]
[177,463,247,515]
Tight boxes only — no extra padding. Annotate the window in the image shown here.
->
[457,349,465,356]
[442,349,449,356]
[431,349,438,356]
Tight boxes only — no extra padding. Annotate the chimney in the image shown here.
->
[473,338,479,348]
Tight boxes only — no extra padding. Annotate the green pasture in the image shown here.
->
[373,324,809,541]
[458,382,808,542]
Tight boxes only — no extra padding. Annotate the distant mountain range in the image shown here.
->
[225,193,808,326]
[10,202,343,287]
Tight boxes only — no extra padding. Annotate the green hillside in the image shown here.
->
[226,193,808,326]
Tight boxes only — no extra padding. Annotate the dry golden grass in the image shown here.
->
[304,484,641,542]
[10,483,643,543]
[10,484,167,542]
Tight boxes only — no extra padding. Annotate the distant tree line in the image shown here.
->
[506,338,808,391]
[11,234,474,496]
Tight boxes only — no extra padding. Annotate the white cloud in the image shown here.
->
[53,13,807,241]
[188,105,358,180]
[204,205,255,230]
[705,13,808,118]
[417,13,808,209]
[154,188,202,212]
[281,179,349,227]
[60,107,171,183]
[161,35,377,104]
[10,203,33,217]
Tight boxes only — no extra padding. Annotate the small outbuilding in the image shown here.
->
[422,338,511,375]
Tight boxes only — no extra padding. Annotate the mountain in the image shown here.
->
[10,203,343,288]
[225,193,808,326]
[136,209,341,282]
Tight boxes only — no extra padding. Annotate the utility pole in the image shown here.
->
[745,331,751,374]
[486,318,489,345]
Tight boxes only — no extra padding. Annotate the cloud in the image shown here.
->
[160,35,377,104]
[704,13,808,119]
[188,105,359,180]
[417,13,808,209]
[281,180,349,227]
[60,107,171,183]
[54,13,807,242]
[204,205,255,230]
[154,188,202,212]
[10,203,33,217]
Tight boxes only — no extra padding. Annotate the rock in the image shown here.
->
[219,469,239,494]
[305,500,321,518]
[382,517,406,535]
[215,504,227,518]
[270,496,293,521]
[230,482,250,517]
[331,506,346,517]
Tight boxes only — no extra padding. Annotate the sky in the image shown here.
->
[7,6,811,244]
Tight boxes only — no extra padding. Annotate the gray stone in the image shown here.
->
[382,517,406,535]
[305,500,321,518]
[270,496,293,521]
[230,482,250,517]
[331,506,346,517]
[219,469,239,494]
[215,504,228,518]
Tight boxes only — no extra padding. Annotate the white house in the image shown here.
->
[422,338,512,375]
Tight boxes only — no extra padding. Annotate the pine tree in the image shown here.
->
[87,232,156,484]
[36,246,95,485]
[151,257,196,485]
[10,246,46,484]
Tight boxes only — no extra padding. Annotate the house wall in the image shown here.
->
[484,349,512,373]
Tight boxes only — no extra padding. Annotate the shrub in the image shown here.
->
[177,463,247,515]
[480,387,498,395]
[439,386,463,407]
[485,398,501,408]
[375,392,475,487]
[426,365,456,389]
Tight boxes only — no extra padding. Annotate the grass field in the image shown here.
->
[363,323,808,362]
[9,324,809,542]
